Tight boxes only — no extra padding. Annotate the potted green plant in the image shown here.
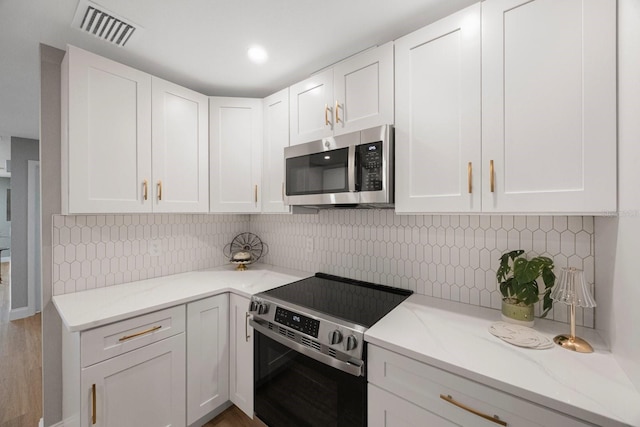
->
[496,249,556,327]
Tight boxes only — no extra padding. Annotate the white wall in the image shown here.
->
[595,0,640,392]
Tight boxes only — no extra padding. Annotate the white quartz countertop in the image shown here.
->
[53,264,310,332]
[365,294,640,427]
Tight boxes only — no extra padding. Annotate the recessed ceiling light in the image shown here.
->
[247,45,268,64]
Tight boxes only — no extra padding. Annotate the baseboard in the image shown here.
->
[42,419,68,427]
[9,306,33,321]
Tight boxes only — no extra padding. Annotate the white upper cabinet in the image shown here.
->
[152,78,209,213]
[395,4,481,214]
[62,45,209,214]
[289,69,334,145]
[262,89,291,213]
[395,0,616,215]
[481,0,616,213]
[289,42,394,145]
[62,45,152,214]
[209,97,263,213]
[333,42,394,136]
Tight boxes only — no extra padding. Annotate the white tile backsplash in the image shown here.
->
[52,214,250,296]
[51,211,596,327]
[250,211,596,328]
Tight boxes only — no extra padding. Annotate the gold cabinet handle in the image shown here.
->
[324,104,330,126]
[91,384,97,425]
[440,394,507,426]
[490,160,495,193]
[118,325,162,342]
[335,100,341,124]
[157,180,162,201]
[245,312,251,342]
[254,184,258,205]
[281,182,285,201]
[143,179,148,201]
[468,162,473,194]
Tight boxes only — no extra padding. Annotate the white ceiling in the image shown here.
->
[0,0,477,140]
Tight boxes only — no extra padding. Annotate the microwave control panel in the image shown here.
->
[357,141,383,191]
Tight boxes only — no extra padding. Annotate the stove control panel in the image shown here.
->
[274,306,320,338]
[249,296,366,361]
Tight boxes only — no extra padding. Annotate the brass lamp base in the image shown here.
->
[553,334,594,353]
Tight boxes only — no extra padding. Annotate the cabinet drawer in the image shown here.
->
[368,345,592,427]
[81,306,185,367]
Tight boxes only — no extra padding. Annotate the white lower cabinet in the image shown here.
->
[367,345,593,427]
[229,294,254,418]
[81,335,186,427]
[186,294,229,425]
[62,306,187,427]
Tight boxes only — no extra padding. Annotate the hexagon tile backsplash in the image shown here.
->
[52,211,595,328]
[250,211,595,328]
[52,213,250,296]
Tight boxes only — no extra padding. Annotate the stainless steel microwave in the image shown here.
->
[284,125,394,208]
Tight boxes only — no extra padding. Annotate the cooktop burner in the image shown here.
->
[260,273,412,328]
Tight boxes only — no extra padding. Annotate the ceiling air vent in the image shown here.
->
[72,1,140,47]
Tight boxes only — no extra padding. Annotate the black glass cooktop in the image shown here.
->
[260,273,413,328]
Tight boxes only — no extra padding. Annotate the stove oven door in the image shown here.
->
[254,328,366,427]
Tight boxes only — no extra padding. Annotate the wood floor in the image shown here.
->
[0,271,43,427]
[205,406,266,427]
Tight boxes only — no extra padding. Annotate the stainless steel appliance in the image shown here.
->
[284,125,394,208]
[249,273,412,427]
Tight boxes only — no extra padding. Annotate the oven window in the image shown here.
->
[254,331,366,427]
[286,148,349,195]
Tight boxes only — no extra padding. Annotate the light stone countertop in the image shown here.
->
[365,294,640,427]
[52,264,310,332]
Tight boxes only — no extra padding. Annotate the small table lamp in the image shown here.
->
[550,267,596,353]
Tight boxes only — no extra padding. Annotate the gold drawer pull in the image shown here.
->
[91,383,97,424]
[440,394,507,426]
[118,325,162,342]
[490,160,495,193]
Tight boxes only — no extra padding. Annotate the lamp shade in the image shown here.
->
[550,267,596,308]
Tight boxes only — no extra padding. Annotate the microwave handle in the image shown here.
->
[348,145,356,192]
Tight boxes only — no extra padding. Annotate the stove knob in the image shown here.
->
[345,335,358,351]
[248,300,259,312]
[329,330,343,345]
[257,303,269,315]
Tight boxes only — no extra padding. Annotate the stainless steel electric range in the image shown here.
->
[249,273,413,427]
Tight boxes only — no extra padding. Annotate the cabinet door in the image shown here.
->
[289,69,334,145]
[369,384,458,427]
[63,45,152,214]
[333,42,394,136]
[395,4,481,213]
[209,97,263,213]
[152,78,209,213]
[229,294,254,418]
[80,334,185,427]
[482,0,616,213]
[186,294,229,425]
[262,89,291,214]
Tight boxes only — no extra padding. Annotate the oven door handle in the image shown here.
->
[250,319,364,377]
